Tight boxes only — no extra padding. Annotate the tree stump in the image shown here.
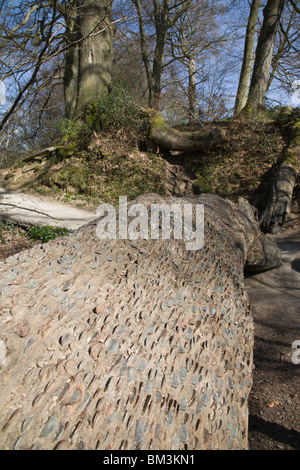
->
[260,110,300,234]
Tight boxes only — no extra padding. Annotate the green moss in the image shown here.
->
[25,225,70,243]
[85,103,101,132]
[4,172,14,180]
[281,111,300,168]
[56,143,77,159]
[291,121,300,146]
[40,166,91,195]
[12,159,27,169]
[240,102,254,118]
[3,109,292,210]
[150,111,168,132]
[284,149,298,167]
[32,146,167,207]
[99,151,166,205]
[292,121,300,132]
[192,166,215,194]
[150,110,208,139]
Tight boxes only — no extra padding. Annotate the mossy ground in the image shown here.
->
[36,147,166,206]
[179,116,287,212]
[0,110,298,216]
[0,133,167,208]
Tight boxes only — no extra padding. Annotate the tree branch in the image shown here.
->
[0,0,58,133]
[288,0,300,14]
[0,201,64,221]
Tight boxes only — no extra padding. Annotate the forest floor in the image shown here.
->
[246,217,300,450]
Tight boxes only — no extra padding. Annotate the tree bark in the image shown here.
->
[151,1,169,108]
[188,56,197,120]
[234,0,261,115]
[243,0,284,116]
[63,0,113,122]
[149,110,226,152]
[132,0,155,106]
[260,162,297,234]
[63,4,80,121]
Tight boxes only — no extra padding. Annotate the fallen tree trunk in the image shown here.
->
[0,194,280,450]
[260,109,300,234]
[149,111,226,152]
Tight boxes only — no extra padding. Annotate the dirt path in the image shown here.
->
[246,220,300,450]
[0,187,97,230]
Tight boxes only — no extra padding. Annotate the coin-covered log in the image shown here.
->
[0,194,281,450]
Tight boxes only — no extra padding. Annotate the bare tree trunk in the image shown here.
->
[234,0,261,115]
[63,0,113,123]
[243,0,284,116]
[75,0,113,118]
[132,0,192,109]
[188,56,197,120]
[132,0,155,106]
[266,4,297,93]
[63,4,79,121]
[151,1,169,108]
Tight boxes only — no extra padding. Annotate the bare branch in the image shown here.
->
[0,201,65,221]
[0,0,59,132]
[288,0,300,14]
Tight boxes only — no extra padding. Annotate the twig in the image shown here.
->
[0,202,64,221]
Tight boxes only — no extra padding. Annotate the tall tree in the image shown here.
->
[165,0,226,122]
[234,0,261,115]
[0,0,114,135]
[243,0,285,115]
[266,0,300,93]
[64,0,113,121]
[63,1,80,121]
[131,0,192,108]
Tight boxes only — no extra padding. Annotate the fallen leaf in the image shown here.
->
[267,400,280,408]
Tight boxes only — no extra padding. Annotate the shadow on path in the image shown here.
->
[249,415,300,450]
